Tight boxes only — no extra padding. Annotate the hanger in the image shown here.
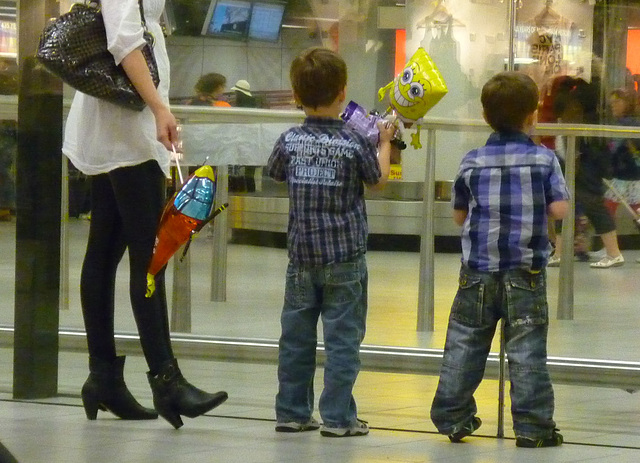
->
[416,0,465,29]
[534,0,563,28]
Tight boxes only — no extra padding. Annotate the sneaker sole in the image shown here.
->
[275,423,320,433]
[320,430,368,437]
[515,436,563,448]
[275,426,319,433]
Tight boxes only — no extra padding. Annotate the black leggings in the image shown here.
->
[81,160,173,374]
[576,188,616,235]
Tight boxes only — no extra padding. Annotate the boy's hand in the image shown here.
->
[377,120,396,145]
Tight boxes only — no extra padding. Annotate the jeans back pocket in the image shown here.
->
[505,272,548,326]
[451,272,485,327]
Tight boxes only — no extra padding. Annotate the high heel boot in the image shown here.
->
[81,356,158,420]
[147,359,228,429]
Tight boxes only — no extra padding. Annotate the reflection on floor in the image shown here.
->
[2,220,640,460]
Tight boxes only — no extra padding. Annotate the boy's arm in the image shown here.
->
[266,136,287,182]
[548,200,569,220]
[367,121,395,191]
[451,172,470,226]
[453,208,468,226]
[545,154,570,220]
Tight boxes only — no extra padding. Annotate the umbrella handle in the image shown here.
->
[602,178,640,220]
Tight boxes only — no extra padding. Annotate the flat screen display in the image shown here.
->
[248,2,285,42]
[202,0,252,39]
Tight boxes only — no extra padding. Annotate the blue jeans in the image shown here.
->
[430,266,557,439]
[276,254,368,428]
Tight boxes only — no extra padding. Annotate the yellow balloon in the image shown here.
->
[378,47,448,123]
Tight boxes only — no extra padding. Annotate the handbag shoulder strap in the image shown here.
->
[138,0,147,28]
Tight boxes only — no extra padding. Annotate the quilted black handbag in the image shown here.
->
[36,0,159,111]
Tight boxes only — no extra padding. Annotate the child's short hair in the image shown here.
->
[195,73,226,96]
[290,48,347,109]
[481,72,539,132]
[609,87,637,117]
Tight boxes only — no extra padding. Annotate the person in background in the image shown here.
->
[186,72,231,107]
[0,119,15,221]
[0,57,17,221]
[430,72,568,448]
[231,79,257,108]
[62,0,227,429]
[267,47,395,437]
[602,89,640,228]
[549,78,624,268]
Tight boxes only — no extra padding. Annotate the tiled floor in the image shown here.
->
[2,219,640,461]
[1,351,640,462]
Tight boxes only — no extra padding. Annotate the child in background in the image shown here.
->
[186,73,231,107]
[267,47,395,437]
[430,71,569,447]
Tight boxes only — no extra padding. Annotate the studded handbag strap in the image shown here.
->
[138,0,147,29]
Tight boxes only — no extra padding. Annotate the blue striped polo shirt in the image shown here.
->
[453,131,569,272]
[267,116,381,266]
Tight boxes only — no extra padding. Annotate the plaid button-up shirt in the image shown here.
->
[267,117,381,266]
[453,131,569,272]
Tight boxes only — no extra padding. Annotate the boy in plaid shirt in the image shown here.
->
[430,72,569,448]
[267,47,395,437]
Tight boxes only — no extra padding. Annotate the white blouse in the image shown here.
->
[62,0,171,177]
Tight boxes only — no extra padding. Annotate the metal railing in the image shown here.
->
[3,94,639,326]
[4,98,640,435]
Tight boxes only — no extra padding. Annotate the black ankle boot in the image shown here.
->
[147,359,228,429]
[82,356,158,420]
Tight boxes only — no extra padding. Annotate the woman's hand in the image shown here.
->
[153,106,178,151]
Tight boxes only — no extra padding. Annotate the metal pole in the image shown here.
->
[507,0,516,72]
[497,319,506,438]
[496,0,518,438]
[210,165,229,301]
[557,136,576,319]
[417,128,436,332]
[60,159,69,311]
[171,163,192,332]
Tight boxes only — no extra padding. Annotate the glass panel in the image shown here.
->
[10,0,640,447]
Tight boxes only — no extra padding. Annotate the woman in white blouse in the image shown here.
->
[62,0,227,429]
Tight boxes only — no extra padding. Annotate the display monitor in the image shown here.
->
[201,0,252,39]
[248,1,285,42]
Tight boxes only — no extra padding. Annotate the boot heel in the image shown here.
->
[159,410,184,429]
[82,392,99,420]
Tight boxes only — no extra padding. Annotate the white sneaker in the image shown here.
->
[590,254,624,269]
[588,249,607,261]
[547,255,561,267]
[320,419,369,437]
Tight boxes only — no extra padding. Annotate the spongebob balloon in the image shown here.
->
[378,47,447,149]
